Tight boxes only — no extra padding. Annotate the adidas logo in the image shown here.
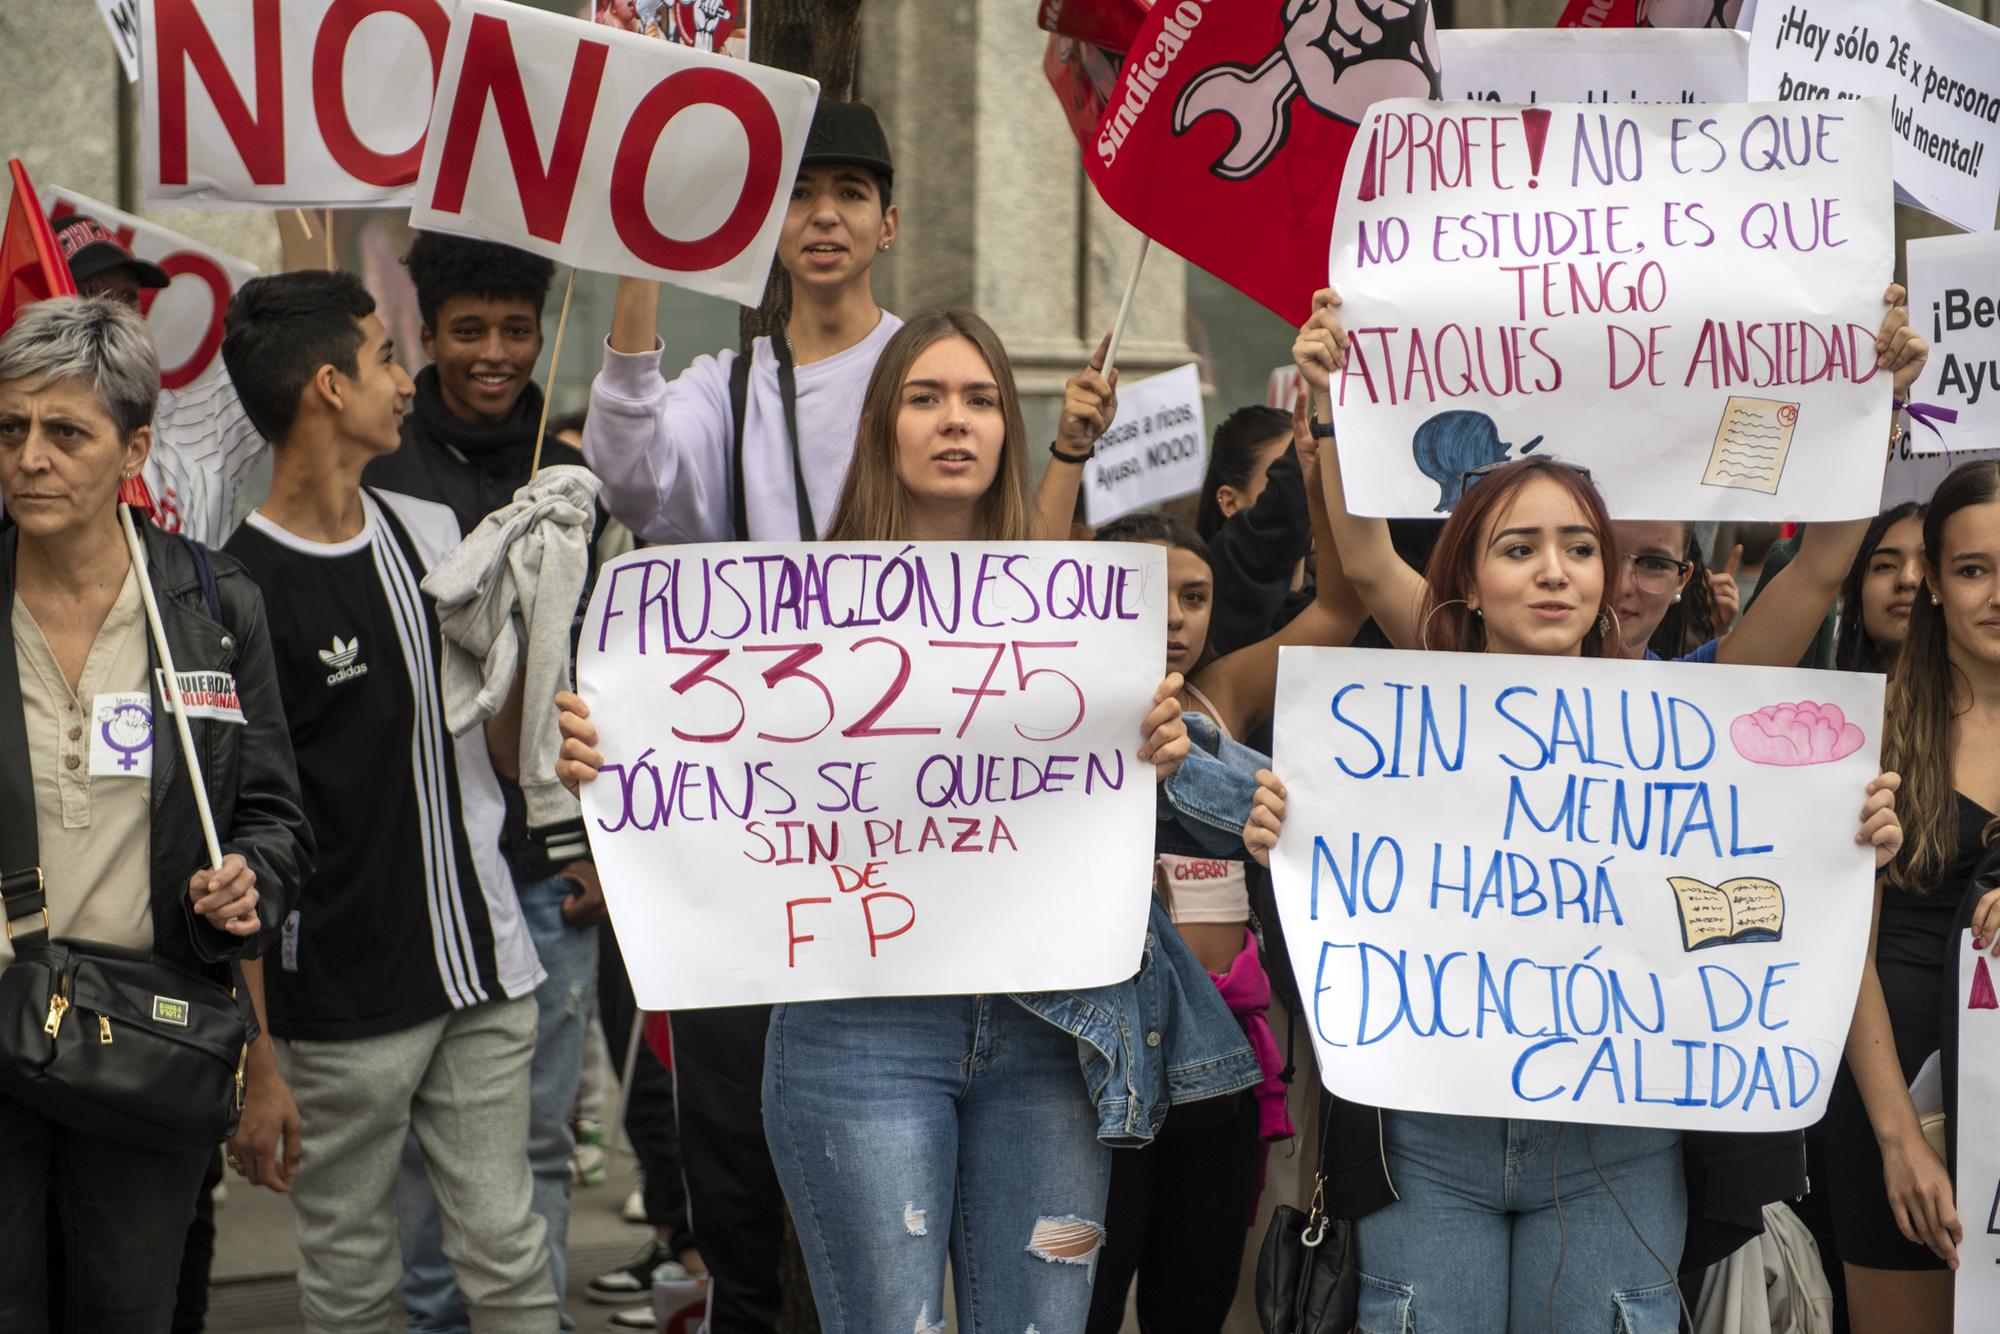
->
[319,634,369,686]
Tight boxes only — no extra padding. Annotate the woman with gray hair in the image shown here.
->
[0,296,309,1333]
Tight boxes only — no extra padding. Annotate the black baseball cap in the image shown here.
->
[52,216,171,290]
[799,101,893,184]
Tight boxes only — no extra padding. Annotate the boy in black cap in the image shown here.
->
[580,98,897,547]
[576,99,899,1334]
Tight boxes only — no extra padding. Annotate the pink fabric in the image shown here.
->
[1212,931,1295,1142]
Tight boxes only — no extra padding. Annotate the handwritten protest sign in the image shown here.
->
[1906,232,2000,457]
[44,188,257,391]
[1748,0,2000,233]
[1269,647,1883,1131]
[1083,364,1207,526]
[1439,27,1750,105]
[411,0,817,305]
[576,542,1167,1009]
[1958,931,2000,1334]
[140,0,458,208]
[1328,97,1894,522]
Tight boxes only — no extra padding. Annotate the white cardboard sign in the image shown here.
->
[1083,363,1208,526]
[1438,27,1751,106]
[140,0,458,209]
[1957,930,2000,1334]
[1328,97,1894,522]
[1269,647,1884,1131]
[576,542,1167,1009]
[1748,0,2000,233]
[44,188,259,392]
[410,0,817,304]
[1905,232,2000,456]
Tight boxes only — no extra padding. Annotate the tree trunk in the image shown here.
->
[739,0,867,348]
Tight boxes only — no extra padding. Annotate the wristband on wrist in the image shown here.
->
[1049,439,1094,465]
[1308,420,1336,439]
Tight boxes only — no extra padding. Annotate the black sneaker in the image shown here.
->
[587,1238,670,1304]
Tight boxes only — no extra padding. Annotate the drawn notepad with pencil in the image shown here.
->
[1702,397,1800,495]
[1669,875,1786,951]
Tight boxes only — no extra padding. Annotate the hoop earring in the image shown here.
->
[1420,599,1474,651]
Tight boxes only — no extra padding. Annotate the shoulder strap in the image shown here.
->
[178,533,225,628]
[729,348,752,542]
[772,334,815,542]
[0,529,41,877]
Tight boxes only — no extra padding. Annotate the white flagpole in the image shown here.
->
[120,504,223,870]
[1101,236,1151,381]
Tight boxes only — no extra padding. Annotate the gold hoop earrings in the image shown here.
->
[1420,598,1475,651]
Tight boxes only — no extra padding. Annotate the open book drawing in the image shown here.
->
[1668,875,1785,952]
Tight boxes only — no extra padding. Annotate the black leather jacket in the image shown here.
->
[0,524,312,980]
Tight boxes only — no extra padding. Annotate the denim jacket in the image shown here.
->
[1159,711,1269,857]
[1011,895,1259,1148]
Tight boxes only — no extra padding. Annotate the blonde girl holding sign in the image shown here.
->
[1237,288,1911,1334]
[556,308,1258,1334]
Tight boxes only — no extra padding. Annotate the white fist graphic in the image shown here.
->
[1174,0,1441,180]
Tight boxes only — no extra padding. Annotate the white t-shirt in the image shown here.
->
[582,313,903,544]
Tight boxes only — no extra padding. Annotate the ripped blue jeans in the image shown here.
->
[1355,1112,1686,1334]
[766,995,1112,1334]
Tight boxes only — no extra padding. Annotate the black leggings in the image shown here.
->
[1087,1090,1264,1334]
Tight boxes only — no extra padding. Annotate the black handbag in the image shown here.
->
[1,868,251,1151]
[1256,1111,1359,1334]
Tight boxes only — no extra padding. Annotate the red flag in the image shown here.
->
[1082,0,1441,327]
[0,160,77,336]
[1038,0,1155,54]
[1044,34,1124,151]
[1555,0,1741,27]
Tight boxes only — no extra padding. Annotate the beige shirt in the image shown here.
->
[4,567,154,966]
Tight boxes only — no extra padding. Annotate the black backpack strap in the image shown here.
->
[178,533,225,627]
[773,334,815,542]
[727,337,817,543]
[0,531,41,885]
[729,347,752,542]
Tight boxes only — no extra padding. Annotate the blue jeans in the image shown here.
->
[400,874,599,1333]
[1355,1112,1686,1334]
[765,995,1112,1334]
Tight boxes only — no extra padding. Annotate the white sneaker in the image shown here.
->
[622,1183,647,1224]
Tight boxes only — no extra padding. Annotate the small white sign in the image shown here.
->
[1748,0,2000,233]
[95,0,141,82]
[1956,931,2000,1334]
[1906,231,2000,456]
[1439,27,1750,105]
[89,692,155,778]
[1083,363,1207,527]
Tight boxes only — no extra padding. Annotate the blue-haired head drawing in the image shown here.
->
[1412,410,1544,512]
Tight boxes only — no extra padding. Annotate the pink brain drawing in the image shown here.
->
[1729,702,1866,767]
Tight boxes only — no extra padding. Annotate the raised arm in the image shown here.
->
[581,277,735,544]
[1192,391,1368,738]
[1032,333,1116,540]
[1717,285,1927,667]
[1299,288,1428,650]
